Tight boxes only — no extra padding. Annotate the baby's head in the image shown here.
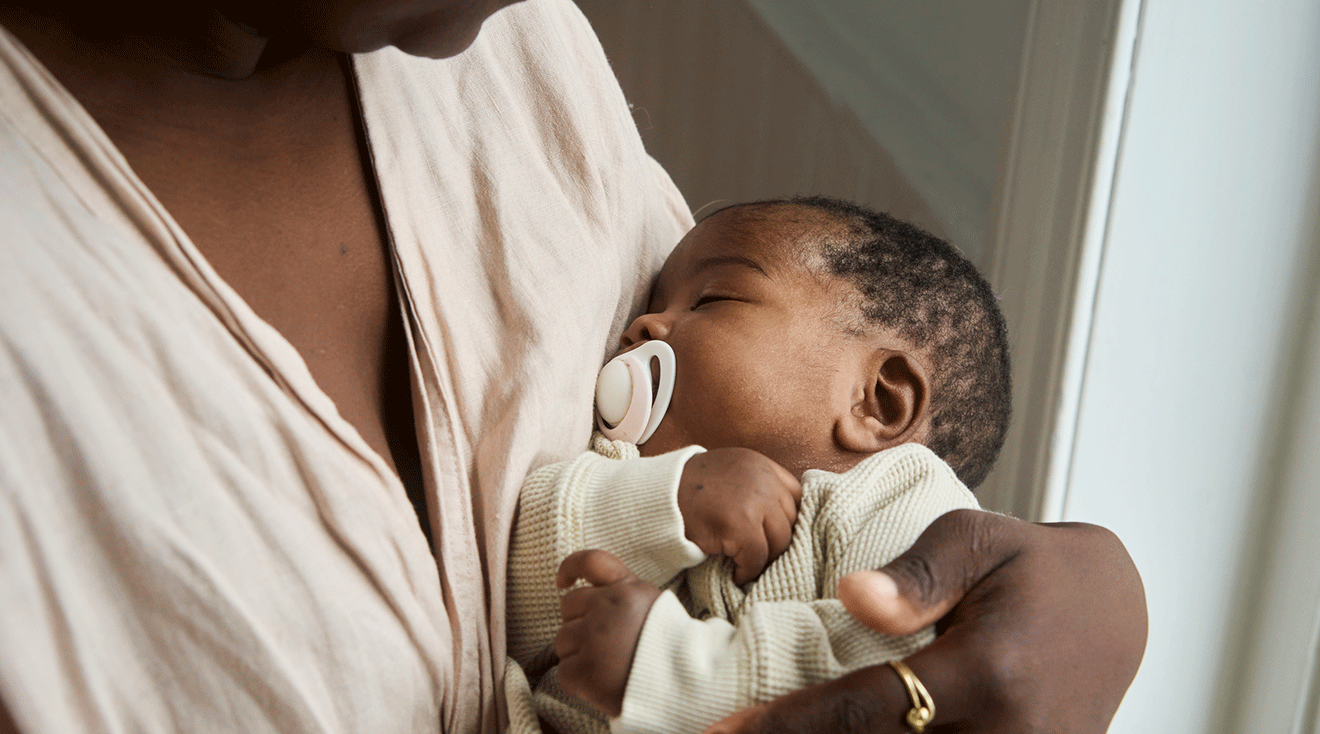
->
[625,196,1010,488]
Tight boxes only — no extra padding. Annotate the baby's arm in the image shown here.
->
[564,445,980,734]
[554,550,664,717]
[624,589,944,734]
[554,550,920,730]
[507,442,706,666]
[676,448,802,585]
[507,441,803,667]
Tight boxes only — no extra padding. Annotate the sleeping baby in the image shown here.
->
[504,196,1011,734]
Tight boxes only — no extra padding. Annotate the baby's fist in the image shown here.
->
[555,550,663,717]
[678,448,802,585]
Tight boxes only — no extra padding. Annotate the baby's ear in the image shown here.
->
[836,350,931,453]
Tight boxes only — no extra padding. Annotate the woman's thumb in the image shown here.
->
[838,509,1009,636]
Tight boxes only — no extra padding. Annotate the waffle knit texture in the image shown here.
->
[505,437,980,734]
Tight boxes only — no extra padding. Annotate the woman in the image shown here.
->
[0,1,1145,731]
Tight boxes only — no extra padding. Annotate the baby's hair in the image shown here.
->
[705,197,1011,488]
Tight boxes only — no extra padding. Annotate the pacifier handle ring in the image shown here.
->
[633,341,676,445]
[597,355,653,442]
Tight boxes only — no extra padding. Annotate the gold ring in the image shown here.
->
[887,659,936,733]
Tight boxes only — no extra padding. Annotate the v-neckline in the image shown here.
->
[0,26,411,488]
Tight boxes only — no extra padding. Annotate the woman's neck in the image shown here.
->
[0,2,309,80]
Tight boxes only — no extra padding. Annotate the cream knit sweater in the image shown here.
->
[505,436,979,734]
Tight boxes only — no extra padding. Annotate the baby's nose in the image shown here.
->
[620,312,671,347]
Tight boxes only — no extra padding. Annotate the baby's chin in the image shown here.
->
[636,421,685,457]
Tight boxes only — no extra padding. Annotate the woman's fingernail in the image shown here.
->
[866,570,899,600]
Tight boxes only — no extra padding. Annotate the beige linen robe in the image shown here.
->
[0,1,691,731]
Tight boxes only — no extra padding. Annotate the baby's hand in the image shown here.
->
[678,447,803,585]
[555,549,663,717]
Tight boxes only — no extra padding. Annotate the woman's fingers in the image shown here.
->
[709,510,1146,733]
[844,510,1148,732]
[703,661,912,734]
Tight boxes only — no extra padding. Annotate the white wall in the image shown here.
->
[1057,0,1320,730]
[1233,238,1320,732]
[743,0,1030,264]
[574,0,948,249]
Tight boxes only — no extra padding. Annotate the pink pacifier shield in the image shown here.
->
[594,340,676,445]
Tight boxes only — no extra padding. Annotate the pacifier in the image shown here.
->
[594,340,676,445]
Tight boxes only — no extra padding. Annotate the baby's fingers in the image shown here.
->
[775,465,804,503]
[554,616,586,660]
[728,534,769,586]
[731,509,796,585]
[560,585,600,622]
[763,510,794,565]
[778,486,799,528]
[557,549,635,590]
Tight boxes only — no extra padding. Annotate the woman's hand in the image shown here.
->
[704,509,1147,733]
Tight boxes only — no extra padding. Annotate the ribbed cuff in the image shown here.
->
[612,591,746,734]
[578,446,708,586]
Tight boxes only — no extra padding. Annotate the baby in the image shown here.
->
[504,196,1011,734]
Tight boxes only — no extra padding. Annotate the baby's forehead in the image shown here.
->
[658,205,866,320]
[689,203,846,266]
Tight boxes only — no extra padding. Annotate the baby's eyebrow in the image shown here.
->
[693,254,770,278]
